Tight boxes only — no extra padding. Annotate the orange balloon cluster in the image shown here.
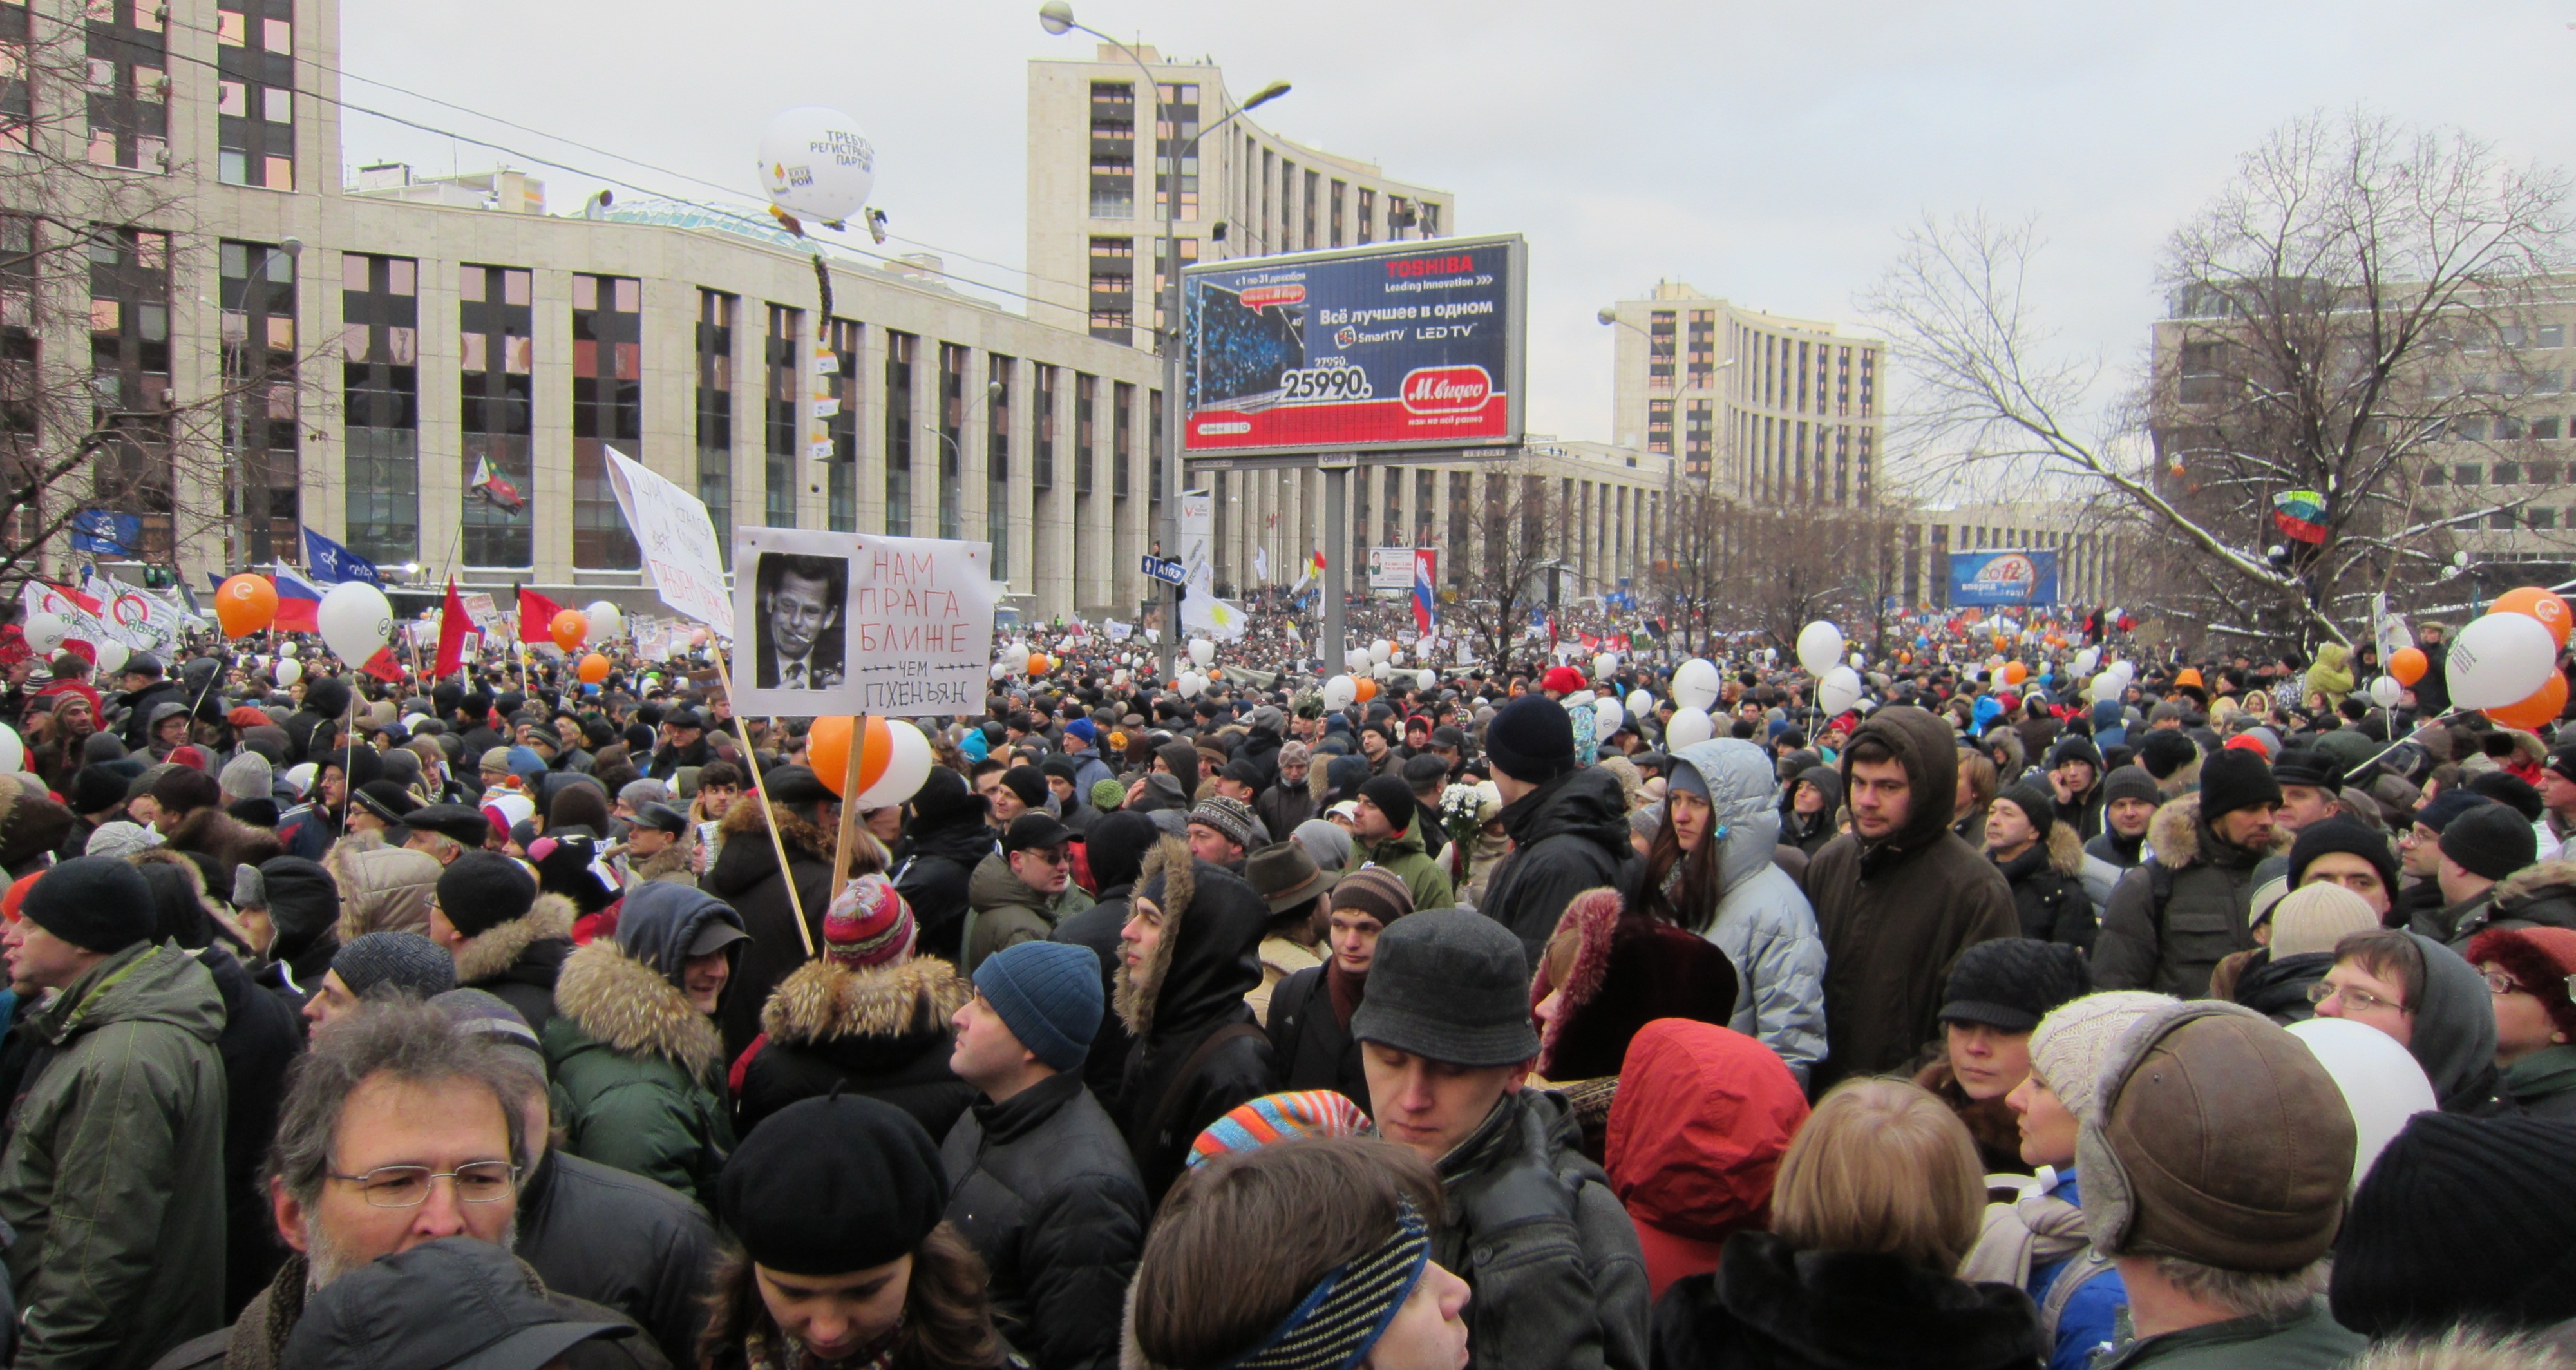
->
[2488,674,2570,731]
[810,717,898,797]
[577,652,611,684]
[214,574,278,637]
[2389,647,2429,687]
[1354,678,1379,703]
[549,609,588,651]
[2493,586,2574,648]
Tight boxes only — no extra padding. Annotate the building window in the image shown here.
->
[1032,365,1056,491]
[1280,160,1297,248]
[1686,310,1716,389]
[884,330,914,536]
[760,303,802,529]
[938,342,967,540]
[215,0,292,187]
[695,290,736,562]
[1074,372,1095,495]
[0,216,35,550]
[1685,402,1712,480]
[571,273,641,569]
[1647,310,1676,388]
[0,3,30,157]
[460,264,533,567]
[1357,186,1375,245]
[1419,202,1440,238]
[91,227,173,557]
[1414,468,1434,547]
[1154,82,1199,222]
[1331,180,1345,247]
[1113,381,1132,500]
[1088,81,1135,219]
[218,240,299,561]
[1151,236,1198,334]
[1303,169,1318,250]
[87,0,166,173]
[1448,470,1471,583]
[1088,236,1133,345]
[1150,388,1163,505]
[340,252,418,564]
[988,355,1012,576]
[826,319,860,533]
[1646,399,1672,455]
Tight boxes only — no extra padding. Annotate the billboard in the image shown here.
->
[1182,234,1526,456]
[1367,547,1417,590]
[1948,549,2061,607]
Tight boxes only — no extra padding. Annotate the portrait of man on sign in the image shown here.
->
[753,551,847,690]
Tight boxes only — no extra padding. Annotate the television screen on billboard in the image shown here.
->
[1947,549,2061,607]
[1182,234,1526,456]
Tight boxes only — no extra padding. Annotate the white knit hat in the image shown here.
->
[2029,991,2179,1125]
[2268,884,2380,960]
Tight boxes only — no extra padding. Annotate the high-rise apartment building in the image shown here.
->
[1604,283,1885,506]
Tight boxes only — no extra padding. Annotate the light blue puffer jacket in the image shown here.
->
[1667,739,1831,1085]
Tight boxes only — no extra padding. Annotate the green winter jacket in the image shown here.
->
[1367,821,1455,916]
[2503,1043,2576,1120]
[542,884,741,1208]
[962,851,1095,976]
[0,941,229,1370]
[2094,1299,2362,1370]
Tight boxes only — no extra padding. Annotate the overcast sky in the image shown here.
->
[337,1,2576,450]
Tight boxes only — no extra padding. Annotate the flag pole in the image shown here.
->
[709,643,816,958]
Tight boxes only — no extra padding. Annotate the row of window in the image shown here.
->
[27,0,301,187]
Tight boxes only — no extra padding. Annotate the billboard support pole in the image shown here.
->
[1323,462,1347,676]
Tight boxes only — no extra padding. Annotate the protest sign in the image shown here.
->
[728,528,996,719]
[604,446,735,637]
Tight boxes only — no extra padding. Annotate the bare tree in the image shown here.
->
[1650,488,1911,661]
[1444,460,1563,676]
[1864,110,2574,651]
[0,0,327,583]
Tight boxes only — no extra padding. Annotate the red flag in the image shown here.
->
[517,586,564,645]
[361,647,406,683]
[435,580,471,679]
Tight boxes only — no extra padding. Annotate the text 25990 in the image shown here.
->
[1277,367,1374,402]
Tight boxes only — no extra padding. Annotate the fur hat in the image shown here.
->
[1530,888,1738,1080]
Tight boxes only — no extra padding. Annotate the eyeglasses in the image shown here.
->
[1019,847,1069,866]
[328,1161,520,1208]
[2307,980,2405,1015]
[2483,971,2530,997]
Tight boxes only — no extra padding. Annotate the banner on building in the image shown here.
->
[1946,549,2061,607]
[729,526,996,719]
[1178,490,1215,602]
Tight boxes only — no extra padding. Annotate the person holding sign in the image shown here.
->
[753,553,847,692]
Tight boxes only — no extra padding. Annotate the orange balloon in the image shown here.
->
[810,717,895,798]
[1354,678,1378,703]
[2002,661,2029,686]
[2492,587,2575,648]
[2486,672,2570,731]
[1027,654,1051,677]
[215,574,278,637]
[549,609,588,651]
[577,652,611,684]
[2389,646,2429,686]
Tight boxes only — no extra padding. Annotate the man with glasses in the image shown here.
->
[154,997,658,1370]
[0,857,227,1370]
[2311,927,2514,1115]
[962,814,1094,977]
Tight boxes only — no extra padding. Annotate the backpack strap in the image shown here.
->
[2148,861,2177,937]
[2038,1247,2119,1339]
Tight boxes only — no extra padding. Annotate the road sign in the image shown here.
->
[1140,555,1188,587]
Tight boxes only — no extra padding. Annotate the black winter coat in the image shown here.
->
[1994,839,2096,949]
[451,894,579,1040]
[895,817,998,964]
[1112,848,1278,1204]
[1482,766,1643,967]
[1050,884,1137,1109]
[517,1150,719,1369]
[200,945,300,1319]
[732,958,977,1141]
[1650,1231,2047,1370]
[939,1071,1148,1370]
[118,680,184,751]
[703,799,837,1065]
[1264,964,1368,1114]
[2233,949,2331,1024]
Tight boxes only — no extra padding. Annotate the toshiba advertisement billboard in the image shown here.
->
[1182,233,1526,456]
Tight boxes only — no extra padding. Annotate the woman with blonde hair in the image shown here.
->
[1649,1078,2046,1370]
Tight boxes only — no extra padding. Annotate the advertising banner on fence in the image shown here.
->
[1367,547,1417,591]
[1947,549,2061,607]
[729,526,996,719]
[1182,233,1526,456]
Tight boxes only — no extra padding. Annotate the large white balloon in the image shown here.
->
[274,658,302,687]
[1672,658,1722,711]
[1321,674,1358,711]
[21,613,65,655]
[759,107,876,226]
[1387,647,1404,666]
[856,719,934,809]
[1665,707,1716,749]
[1795,621,1845,676]
[2071,647,2098,677]
[1372,640,1394,662]
[2286,1017,2436,1192]
[1416,669,1437,691]
[317,581,395,667]
[1188,638,1216,668]
[90,638,128,675]
[1817,665,1864,716]
[1347,648,1372,671]
[2367,675,2403,710]
[0,725,21,774]
[1626,689,1654,719]
[2089,674,2121,705]
[278,640,299,658]
[1003,641,1032,670]
[2448,611,2560,710]
[1593,697,1623,738]
[583,601,625,642]
[1593,652,1618,679]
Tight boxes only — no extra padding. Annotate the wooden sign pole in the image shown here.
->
[709,645,816,958]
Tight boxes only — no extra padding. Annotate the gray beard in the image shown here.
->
[305,1211,518,1292]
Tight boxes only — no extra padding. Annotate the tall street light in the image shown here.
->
[1039,1,1284,681]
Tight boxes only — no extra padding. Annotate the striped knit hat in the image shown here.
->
[1188,1091,1374,1170]
[1200,1198,1428,1370]
[824,873,916,969]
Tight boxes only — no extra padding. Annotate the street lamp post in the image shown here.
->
[1039,2,1284,682]
[226,235,301,573]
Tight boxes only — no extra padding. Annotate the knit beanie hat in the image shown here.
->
[822,873,915,969]
[1356,776,1417,835]
[719,1094,949,1277]
[1937,939,2092,1032]
[2412,790,2496,837]
[218,752,273,804]
[2268,884,2382,959]
[82,819,162,859]
[971,940,1101,1073]
[2464,926,2576,1043]
[1189,795,1260,852]
[1186,1090,1373,1170]
[2197,747,2283,821]
[332,931,460,1001]
[434,851,538,938]
[1331,866,1415,927]
[2438,803,2539,884]
[22,856,153,954]
[2286,816,2399,896]
[2101,765,2160,809]
[68,765,128,817]
[1993,781,2057,842]
[998,766,1047,812]
[2468,770,2547,822]
[2331,1112,2576,1337]
[1089,777,1126,812]
[1484,696,1575,783]
[2027,991,2179,1125]
[2136,730,2200,782]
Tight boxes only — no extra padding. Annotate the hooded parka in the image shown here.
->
[1481,765,1642,967]
[703,793,835,1063]
[2092,795,2280,998]
[963,851,1095,977]
[729,954,975,1140]
[452,892,578,1040]
[1604,1019,1808,1301]
[1110,839,1278,1203]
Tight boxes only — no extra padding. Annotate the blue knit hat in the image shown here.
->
[972,941,1103,1073]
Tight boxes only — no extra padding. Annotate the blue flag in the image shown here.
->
[303,528,381,585]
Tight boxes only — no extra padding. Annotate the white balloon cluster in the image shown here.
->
[1796,620,1844,676]
[1671,658,1721,711]
[1321,674,1358,711]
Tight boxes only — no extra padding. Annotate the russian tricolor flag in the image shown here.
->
[272,562,325,633]
[1412,549,1437,637]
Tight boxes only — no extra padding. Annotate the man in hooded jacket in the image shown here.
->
[1050,810,1158,1105]
[1801,705,2019,1088]
[2092,749,2286,998]
[702,764,837,1063]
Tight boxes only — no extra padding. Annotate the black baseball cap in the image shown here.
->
[1001,813,1072,853]
[631,801,688,836]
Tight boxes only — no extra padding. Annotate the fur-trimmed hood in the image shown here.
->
[1114,837,1266,1041]
[453,892,579,984]
[759,955,971,1047]
[2493,859,2576,909]
[551,930,725,1079]
[1115,836,1194,1038]
[715,791,834,862]
[2043,821,2087,878]
[2148,794,2286,872]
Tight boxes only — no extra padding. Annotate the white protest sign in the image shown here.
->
[845,535,997,716]
[604,446,735,638]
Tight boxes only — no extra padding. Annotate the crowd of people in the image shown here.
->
[0,605,2570,1370]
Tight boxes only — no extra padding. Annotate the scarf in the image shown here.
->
[1957,1168,2092,1288]
[1326,959,1365,1030]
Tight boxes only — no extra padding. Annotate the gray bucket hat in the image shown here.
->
[1349,908,1538,1067]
